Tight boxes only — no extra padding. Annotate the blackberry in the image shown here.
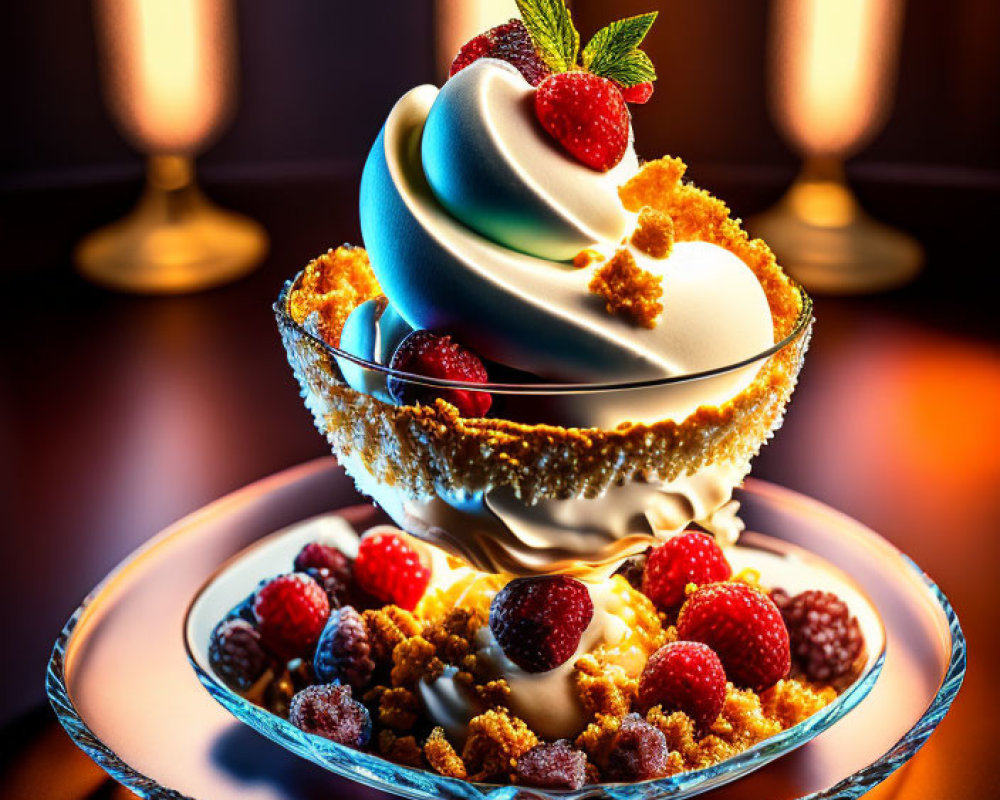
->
[208,619,269,692]
[773,589,864,682]
[515,740,586,789]
[289,684,372,748]
[313,606,375,690]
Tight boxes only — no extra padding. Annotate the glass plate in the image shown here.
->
[47,460,965,800]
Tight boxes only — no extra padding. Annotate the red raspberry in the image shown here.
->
[294,542,350,575]
[535,72,630,172]
[621,81,654,104]
[489,575,593,673]
[515,740,586,789]
[253,574,330,660]
[388,330,492,418]
[601,713,670,781]
[641,531,732,611]
[450,19,551,87]
[638,641,726,732]
[353,529,431,611]
[772,589,865,681]
[677,582,790,692]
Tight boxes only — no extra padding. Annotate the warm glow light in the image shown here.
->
[770,0,904,157]
[94,0,235,153]
[434,0,519,80]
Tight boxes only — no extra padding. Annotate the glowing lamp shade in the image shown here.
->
[76,0,267,294]
[749,0,922,294]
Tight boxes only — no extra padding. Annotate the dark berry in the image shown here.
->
[677,582,790,692]
[253,573,330,660]
[515,740,586,789]
[294,542,351,574]
[313,606,375,691]
[614,549,650,591]
[638,641,726,733]
[450,19,551,87]
[642,531,732,611]
[602,714,670,781]
[489,575,593,673]
[289,684,372,748]
[208,618,269,692]
[773,589,865,682]
[388,330,492,417]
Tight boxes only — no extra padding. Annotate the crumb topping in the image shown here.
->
[425,727,468,779]
[589,248,664,328]
[630,207,675,259]
[573,248,605,269]
[462,708,539,781]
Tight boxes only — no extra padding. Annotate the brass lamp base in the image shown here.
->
[75,155,268,294]
[748,159,922,295]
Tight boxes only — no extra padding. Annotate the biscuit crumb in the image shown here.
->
[589,249,663,328]
[573,248,605,269]
[425,727,467,779]
[378,730,424,767]
[630,207,675,259]
[363,606,422,663]
[378,686,420,729]
[462,708,538,781]
[618,157,687,213]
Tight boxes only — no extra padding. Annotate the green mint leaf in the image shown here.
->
[515,0,580,72]
[594,48,657,87]
[582,12,658,77]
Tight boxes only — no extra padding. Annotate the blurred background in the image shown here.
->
[2,1,998,798]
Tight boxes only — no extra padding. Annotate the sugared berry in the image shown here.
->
[450,19,551,86]
[294,542,350,575]
[388,330,492,417]
[313,606,375,691]
[515,740,586,789]
[353,529,431,611]
[289,684,372,747]
[208,618,270,692]
[641,531,732,611]
[601,713,670,781]
[535,72,630,172]
[677,582,790,692]
[621,81,654,104]
[614,549,649,591]
[772,589,864,682]
[638,641,726,732]
[253,573,330,660]
[489,575,593,673]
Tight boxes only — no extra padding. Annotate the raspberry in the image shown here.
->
[641,531,732,611]
[601,713,670,781]
[489,575,593,673]
[677,582,790,692]
[535,72,630,172]
[208,619,270,692]
[515,740,586,789]
[294,542,350,575]
[313,606,376,691]
[387,330,492,418]
[289,684,372,748]
[353,529,431,611]
[772,589,865,682]
[621,81,654,104]
[450,19,551,87]
[614,549,649,591]
[638,641,726,732]
[253,574,330,660]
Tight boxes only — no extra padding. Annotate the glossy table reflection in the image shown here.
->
[1,170,997,799]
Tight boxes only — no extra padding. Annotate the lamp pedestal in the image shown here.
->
[748,157,922,294]
[75,155,267,294]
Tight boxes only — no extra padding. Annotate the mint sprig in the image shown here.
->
[515,0,579,73]
[582,12,658,86]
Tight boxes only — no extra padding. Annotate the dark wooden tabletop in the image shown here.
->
[1,167,997,799]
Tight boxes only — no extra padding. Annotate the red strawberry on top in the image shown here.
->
[641,531,732,611]
[353,529,431,611]
[450,19,551,87]
[638,641,726,733]
[677,582,790,692]
[621,81,654,104]
[388,330,492,418]
[535,72,630,172]
[253,573,330,660]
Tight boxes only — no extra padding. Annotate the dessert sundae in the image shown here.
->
[209,0,868,789]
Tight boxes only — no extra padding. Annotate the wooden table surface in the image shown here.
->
[1,168,997,799]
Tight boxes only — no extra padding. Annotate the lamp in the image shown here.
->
[77,0,267,294]
[748,0,922,293]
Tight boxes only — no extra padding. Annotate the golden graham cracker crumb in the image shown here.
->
[618,157,687,213]
[363,606,422,663]
[425,727,468,779]
[573,248,605,269]
[378,686,420,729]
[589,249,663,329]
[630,207,675,259]
[378,729,424,767]
[462,708,538,781]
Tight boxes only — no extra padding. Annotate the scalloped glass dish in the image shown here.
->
[45,463,966,800]
[183,516,885,800]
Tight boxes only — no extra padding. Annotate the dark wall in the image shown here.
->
[2,0,998,184]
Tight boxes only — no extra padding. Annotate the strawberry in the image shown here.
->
[387,330,492,417]
[353,529,431,611]
[677,582,790,692]
[641,531,732,611]
[534,72,630,172]
[450,19,551,87]
[621,81,654,104]
[638,641,726,732]
[253,573,330,660]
